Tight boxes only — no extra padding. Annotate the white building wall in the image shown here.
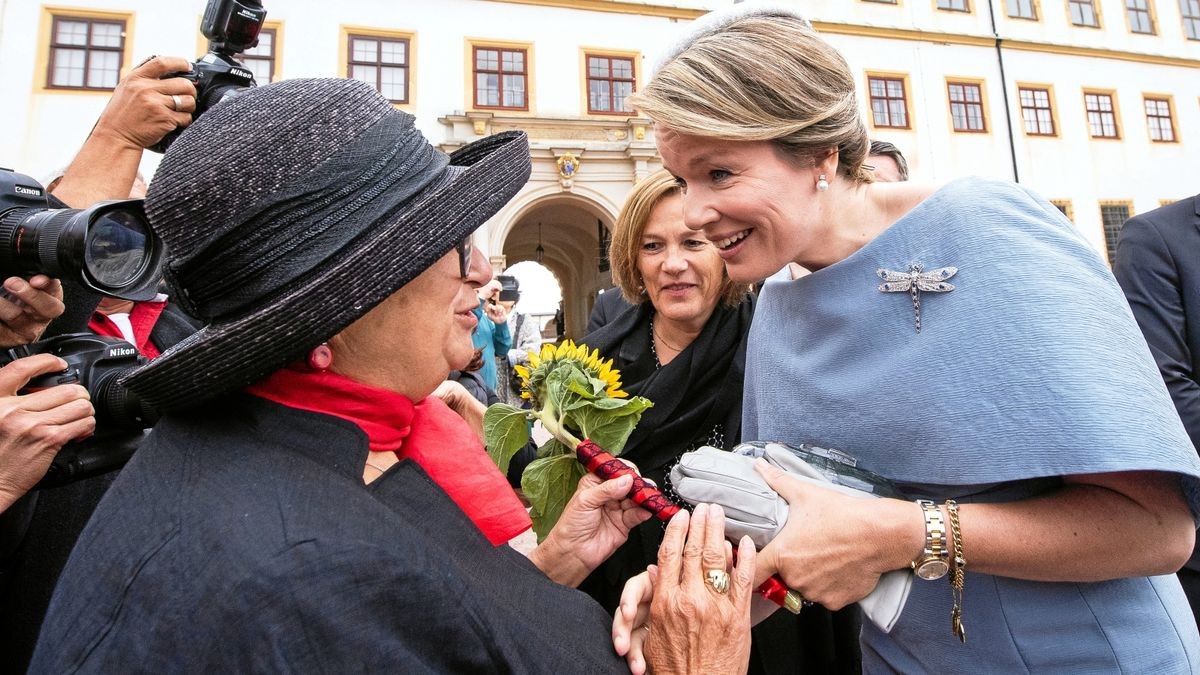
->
[1,0,1196,263]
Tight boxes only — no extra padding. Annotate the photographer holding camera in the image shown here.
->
[0,53,210,675]
[0,277,94,514]
[50,56,196,211]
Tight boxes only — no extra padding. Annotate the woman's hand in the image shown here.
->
[432,380,487,441]
[753,460,920,610]
[529,472,652,587]
[640,505,755,675]
[613,565,659,673]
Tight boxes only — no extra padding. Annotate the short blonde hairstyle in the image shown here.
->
[628,15,872,182]
[609,169,745,307]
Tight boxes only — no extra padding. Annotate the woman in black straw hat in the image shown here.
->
[29,78,754,673]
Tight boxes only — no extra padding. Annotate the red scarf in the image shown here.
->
[247,368,531,545]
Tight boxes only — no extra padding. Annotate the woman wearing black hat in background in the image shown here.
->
[30,79,755,673]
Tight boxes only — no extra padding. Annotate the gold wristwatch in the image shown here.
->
[912,499,950,580]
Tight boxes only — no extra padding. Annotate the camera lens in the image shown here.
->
[0,200,164,301]
[85,209,151,288]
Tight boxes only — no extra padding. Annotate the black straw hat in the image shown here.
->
[122,78,531,411]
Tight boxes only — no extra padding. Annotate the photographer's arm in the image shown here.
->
[52,56,196,207]
[0,355,95,513]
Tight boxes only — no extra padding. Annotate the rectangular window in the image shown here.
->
[1018,87,1055,135]
[938,0,970,11]
[474,46,528,110]
[1007,0,1038,18]
[1084,92,1119,138]
[868,76,909,129]
[1126,0,1155,32]
[1100,203,1131,264]
[586,54,635,115]
[1145,96,1177,142]
[1069,0,1100,26]
[947,81,986,132]
[47,15,125,90]
[236,27,276,84]
[1181,0,1200,39]
[348,34,409,103]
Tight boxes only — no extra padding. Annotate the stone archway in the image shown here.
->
[497,192,615,340]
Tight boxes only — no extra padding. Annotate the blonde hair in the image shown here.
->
[609,170,744,307]
[628,15,872,183]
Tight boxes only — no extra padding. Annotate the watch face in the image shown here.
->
[916,559,950,580]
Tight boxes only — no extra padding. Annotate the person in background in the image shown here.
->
[615,5,1200,673]
[472,279,510,392]
[867,140,908,183]
[1114,193,1200,624]
[496,275,541,407]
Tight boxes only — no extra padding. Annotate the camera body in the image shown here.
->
[0,169,163,300]
[3,333,157,431]
[151,0,267,152]
[1,333,159,488]
[497,275,520,303]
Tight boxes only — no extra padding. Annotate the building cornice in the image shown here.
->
[484,0,704,20]
[814,21,1200,69]
[485,2,1199,69]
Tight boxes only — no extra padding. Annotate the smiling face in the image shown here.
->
[636,192,726,332]
[658,129,832,283]
[330,244,490,400]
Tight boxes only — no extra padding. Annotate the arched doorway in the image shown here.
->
[497,193,615,340]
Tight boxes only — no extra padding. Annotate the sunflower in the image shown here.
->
[515,340,628,403]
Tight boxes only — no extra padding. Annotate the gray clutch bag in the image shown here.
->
[669,441,912,632]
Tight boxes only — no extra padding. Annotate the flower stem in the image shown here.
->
[534,408,582,450]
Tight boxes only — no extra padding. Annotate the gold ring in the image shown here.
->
[704,569,730,594]
[172,94,183,112]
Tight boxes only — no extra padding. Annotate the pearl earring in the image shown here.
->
[816,174,829,192]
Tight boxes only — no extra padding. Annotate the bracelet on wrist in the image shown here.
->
[945,499,966,643]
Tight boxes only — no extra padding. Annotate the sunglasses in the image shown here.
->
[456,237,474,280]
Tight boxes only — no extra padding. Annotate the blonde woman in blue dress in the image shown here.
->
[614,6,1200,673]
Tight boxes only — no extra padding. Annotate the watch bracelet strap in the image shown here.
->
[916,499,948,561]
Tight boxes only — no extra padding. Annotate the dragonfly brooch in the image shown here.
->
[876,264,958,332]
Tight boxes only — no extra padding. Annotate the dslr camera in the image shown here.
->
[0,170,163,301]
[152,0,267,152]
[1,333,158,488]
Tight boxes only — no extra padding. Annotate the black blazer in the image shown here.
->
[1114,194,1200,452]
[585,289,635,334]
[31,396,625,673]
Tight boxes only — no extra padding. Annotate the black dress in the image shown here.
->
[30,395,626,673]
[579,297,862,675]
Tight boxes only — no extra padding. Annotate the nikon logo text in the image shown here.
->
[231,68,253,80]
[108,347,137,358]
[14,186,41,196]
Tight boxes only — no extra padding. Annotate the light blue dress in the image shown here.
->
[744,177,1200,673]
